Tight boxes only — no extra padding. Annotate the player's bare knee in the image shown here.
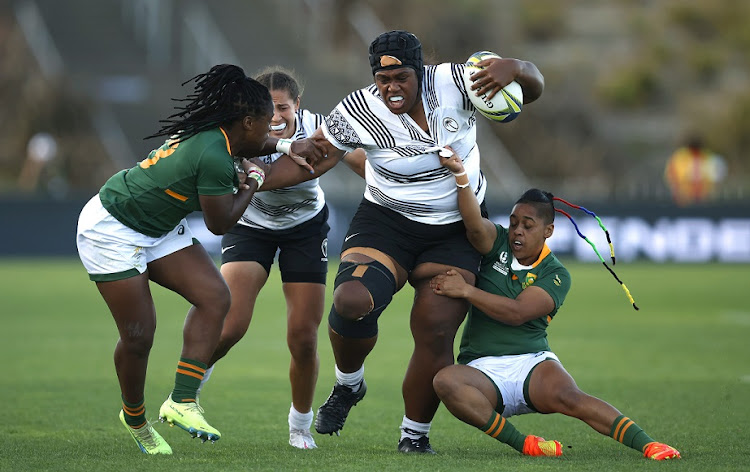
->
[328,259,397,336]
[287,326,317,358]
[432,368,457,400]
[197,281,232,318]
[288,338,317,361]
[333,281,373,320]
[216,285,232,315]
[332,259,397,319]
[120,326,155,357]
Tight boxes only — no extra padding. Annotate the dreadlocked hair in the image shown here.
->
[549,194,640,311]
[255,66,303,101]
[515,188,555,224]
[145,64,273,142]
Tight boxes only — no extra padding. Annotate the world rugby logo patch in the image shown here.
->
[442,117,459,132]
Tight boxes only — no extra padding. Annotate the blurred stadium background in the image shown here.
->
[1,0,748,261]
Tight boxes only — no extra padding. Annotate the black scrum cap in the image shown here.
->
[369,30,423,82]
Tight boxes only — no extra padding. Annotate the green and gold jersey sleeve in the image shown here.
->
[484,224,509,262]
[530,262,571,313]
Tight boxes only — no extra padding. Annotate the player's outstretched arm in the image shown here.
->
[439,146,496,254]
[258,134,327,172]
[258,153,338,190]
[260,128,348,190]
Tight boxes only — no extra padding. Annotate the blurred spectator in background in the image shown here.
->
[17,131,58,192]
[664,135,727,206]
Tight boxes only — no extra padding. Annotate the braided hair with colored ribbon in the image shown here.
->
[552,197,639,310]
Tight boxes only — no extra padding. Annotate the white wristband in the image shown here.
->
[452,171,467,177]
[275,138,293,155]
[456,181,470,189]
[246,168,265,189]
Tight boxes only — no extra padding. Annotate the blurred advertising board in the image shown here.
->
[1,197,748,262]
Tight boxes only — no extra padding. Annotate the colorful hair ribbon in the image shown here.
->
[553,201,639,311]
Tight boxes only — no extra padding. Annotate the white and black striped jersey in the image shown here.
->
[321,62,486,225]
[237,109,325,231]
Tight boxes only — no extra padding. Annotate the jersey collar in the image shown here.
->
[510,244,551,271]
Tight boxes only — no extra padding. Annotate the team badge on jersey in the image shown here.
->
[522,272,538,289]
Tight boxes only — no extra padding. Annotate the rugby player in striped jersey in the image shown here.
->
[275,30,544,453]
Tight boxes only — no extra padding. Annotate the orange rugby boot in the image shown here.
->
[643,442,681,460]
[522,434,563,457]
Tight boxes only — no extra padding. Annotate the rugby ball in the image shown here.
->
[463,51,523,123]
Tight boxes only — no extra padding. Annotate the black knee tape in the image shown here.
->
[328,304,379,338]
[333,260,397,313]
[329,260,397,338]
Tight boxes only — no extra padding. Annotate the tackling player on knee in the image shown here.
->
[430,149,680,461]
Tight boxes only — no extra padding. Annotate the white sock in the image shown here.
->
[288,403,313,431]
[400,416,431,440]
[196,364,215,397]
[335,365,364,392]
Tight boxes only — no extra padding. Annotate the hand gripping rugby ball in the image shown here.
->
[463,51,523,123]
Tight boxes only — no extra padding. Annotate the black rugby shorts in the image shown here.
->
[339,199,484,275]
[221,206,329,284]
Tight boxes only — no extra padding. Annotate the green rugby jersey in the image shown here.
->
[457,224,571,363]
[99,128,239,237]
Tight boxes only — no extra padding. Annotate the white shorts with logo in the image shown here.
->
[76,195,196,281]
[467,351,560,418]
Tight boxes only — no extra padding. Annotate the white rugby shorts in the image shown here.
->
[467,351,560,418]
[76,195,195,281]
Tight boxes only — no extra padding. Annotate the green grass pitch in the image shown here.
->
[2,258,749,471]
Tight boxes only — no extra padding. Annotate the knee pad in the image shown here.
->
[328,260,397,338]
[328,304,379,338]
[333,260,397,314]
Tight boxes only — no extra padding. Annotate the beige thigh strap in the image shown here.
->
[341,246,399,281]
